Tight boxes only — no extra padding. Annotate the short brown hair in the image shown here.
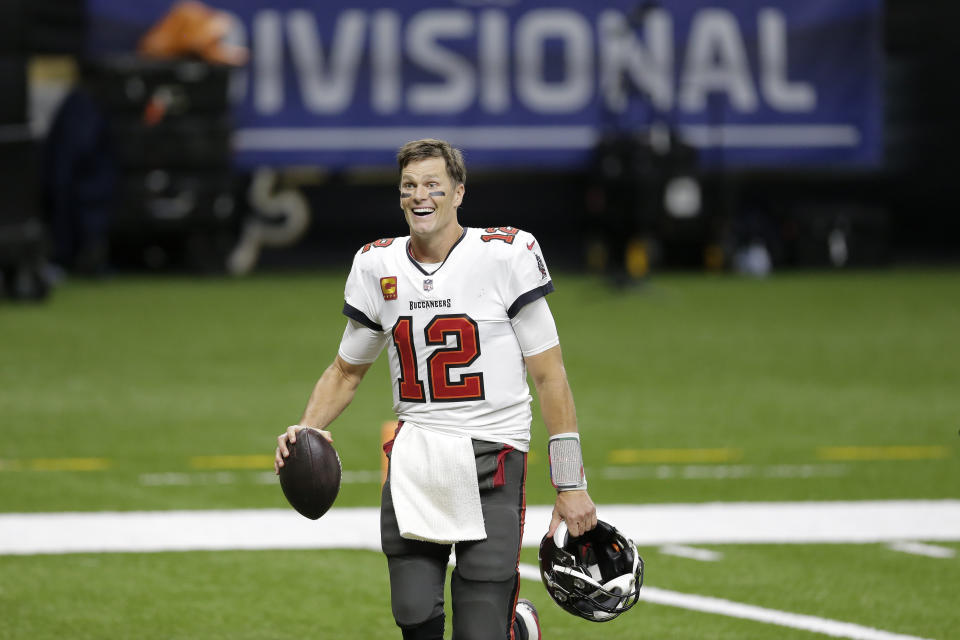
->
[397,139,466,186]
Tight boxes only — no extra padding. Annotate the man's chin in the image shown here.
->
[407,214,435,233]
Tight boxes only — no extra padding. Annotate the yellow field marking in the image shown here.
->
[29,458,111,471]
[190,455,274,470]
[608,448,743,464]
[817,446,951,461]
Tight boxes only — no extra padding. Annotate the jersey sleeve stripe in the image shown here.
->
[506,282,555,319]
[342,302,383,332]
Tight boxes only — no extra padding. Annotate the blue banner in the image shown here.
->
[88,0,883,170]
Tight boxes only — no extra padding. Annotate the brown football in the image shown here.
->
[278,428,341,520]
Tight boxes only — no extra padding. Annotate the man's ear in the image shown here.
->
[454,183,465,207]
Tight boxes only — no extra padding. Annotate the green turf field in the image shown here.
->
[2,543,957,640]
[1,269,958,639]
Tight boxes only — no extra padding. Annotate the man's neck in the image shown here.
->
[409,224,463,263]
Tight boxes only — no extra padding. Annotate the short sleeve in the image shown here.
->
[338,319,389,364]
[510,296,560,357]
[505,232,555,319]
[342,253,383,331]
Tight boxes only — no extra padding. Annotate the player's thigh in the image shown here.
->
[455,450,527,582]
[381,475,452,625]
[387,554,448,627]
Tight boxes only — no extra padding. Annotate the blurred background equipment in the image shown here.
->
[883,0,959,262]
[0,0,86,300]
[82,55,238,272]
[4,0,261,279]
[39,0,252,275]
[0,130,49,300]
[586,124,705,284]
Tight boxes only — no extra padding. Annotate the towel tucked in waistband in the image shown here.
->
[389,423,487,544]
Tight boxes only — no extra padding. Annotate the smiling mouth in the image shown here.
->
[412,208,435,217]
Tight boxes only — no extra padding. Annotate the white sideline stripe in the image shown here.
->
[0,509,380,556]
[1,501,959,556]
[658,544,724,562]
[592,500,960,546]
[518,563,930,640]
[887,541,957,559]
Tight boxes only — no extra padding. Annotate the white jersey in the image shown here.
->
[342,226,554,451]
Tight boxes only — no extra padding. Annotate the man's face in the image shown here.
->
[399,157,464,240]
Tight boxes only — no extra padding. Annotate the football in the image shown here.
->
[278,428,342,520]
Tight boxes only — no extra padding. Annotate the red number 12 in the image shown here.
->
[392,314,485,403]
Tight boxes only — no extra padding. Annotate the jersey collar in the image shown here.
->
[406,227,468,276]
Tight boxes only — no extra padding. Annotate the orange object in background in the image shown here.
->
[138,0,248,66]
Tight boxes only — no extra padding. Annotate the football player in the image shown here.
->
[275,138,597,640]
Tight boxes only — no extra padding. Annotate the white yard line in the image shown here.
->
[1,501,952,640]
[658,544,724,561]
[592,501,960,545]
[2,500,959,555]
[517,563,933,640]
[887,541,957,559]
[622,582,932,640]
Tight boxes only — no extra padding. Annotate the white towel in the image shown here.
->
[389,423,487,544]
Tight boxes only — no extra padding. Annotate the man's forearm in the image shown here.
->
[535,361,596,536]
[526,345,579,437]
[537,376,579,438]
[298,357,369,429]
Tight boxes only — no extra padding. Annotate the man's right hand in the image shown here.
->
[274,425,333,474]
[549,489,597,538]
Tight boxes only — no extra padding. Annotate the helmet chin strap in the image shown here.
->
[555,565,605,591]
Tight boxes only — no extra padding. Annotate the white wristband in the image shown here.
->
[549,433,587,491]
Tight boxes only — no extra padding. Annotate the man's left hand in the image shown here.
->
[548,489,597,538]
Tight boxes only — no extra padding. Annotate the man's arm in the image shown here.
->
[274,354,373,473]
[525,344,597,537]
